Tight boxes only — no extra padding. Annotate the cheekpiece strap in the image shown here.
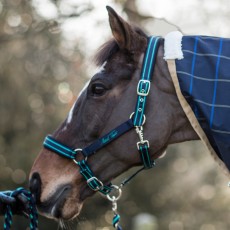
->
[133,36,161,168]
[133,36,161,126]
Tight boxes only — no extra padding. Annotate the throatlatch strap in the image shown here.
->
[138,143,155,168]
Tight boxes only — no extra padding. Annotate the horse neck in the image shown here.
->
[146,44,199,152]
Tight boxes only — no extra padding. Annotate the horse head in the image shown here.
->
[29,6,197,220]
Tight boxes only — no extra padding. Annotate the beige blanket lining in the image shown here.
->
[167,59,230,176]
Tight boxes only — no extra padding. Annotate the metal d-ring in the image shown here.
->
[129,112,146,126]
[74,148,83,154]
[73,148,87,165]
[106,185,122,202]
[129,112,135,120]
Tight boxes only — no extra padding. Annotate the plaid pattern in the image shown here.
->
[175,36,230,170]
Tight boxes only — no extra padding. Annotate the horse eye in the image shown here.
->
[91,83,106,96]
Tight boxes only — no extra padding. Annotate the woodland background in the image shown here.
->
[0,0,230,229]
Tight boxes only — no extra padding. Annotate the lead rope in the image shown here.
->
[106,185,122,230]
[106,163,154,229]
[2,188,38,230]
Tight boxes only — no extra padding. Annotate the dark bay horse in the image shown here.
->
[29,6,200,221]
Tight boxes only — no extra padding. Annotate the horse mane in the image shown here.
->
[94,26,147,67]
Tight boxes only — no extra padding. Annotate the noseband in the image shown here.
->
[43,36,161,228]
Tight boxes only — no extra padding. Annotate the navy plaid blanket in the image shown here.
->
[174,36,230,171]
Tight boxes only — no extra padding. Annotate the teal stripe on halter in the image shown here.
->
[112,214,121,227]
[146,37,160,80]
[43,136,76,159]
[133,36,160,126]
[139,81,148,123]
[46,137,74,154]
[78,160,112,195]
[141,37,155,79]
[133,36,161,169]
[139,145,153,168]
[44,143,74,159]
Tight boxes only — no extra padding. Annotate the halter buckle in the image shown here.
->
[137,80,151,96]
[87,177,104,191]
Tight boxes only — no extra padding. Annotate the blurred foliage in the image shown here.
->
[0,0,230,230]
[0,0,87,228]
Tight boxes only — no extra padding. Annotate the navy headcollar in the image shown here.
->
[43,36,161,195]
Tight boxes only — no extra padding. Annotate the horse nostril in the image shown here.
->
[29,172,42,204]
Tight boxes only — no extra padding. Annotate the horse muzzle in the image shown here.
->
[29,172,83,220]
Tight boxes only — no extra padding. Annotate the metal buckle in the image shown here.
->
[137,140,150,150]
[87,177,104,191]
[137,80,151,96]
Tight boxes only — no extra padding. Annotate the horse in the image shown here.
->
[29,6,229,223]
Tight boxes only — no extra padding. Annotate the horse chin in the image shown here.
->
[38,198,83,221]
[37,184,83,220]
[54,199,83,220]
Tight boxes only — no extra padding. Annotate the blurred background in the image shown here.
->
[1,0,230,229]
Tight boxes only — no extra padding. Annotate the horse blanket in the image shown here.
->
[164,31,230,174]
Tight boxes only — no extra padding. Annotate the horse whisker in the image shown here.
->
[57,219,66,230]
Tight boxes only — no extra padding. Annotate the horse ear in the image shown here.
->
[106,6,133,50]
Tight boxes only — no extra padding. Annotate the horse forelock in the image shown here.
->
[94,39,118,67]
